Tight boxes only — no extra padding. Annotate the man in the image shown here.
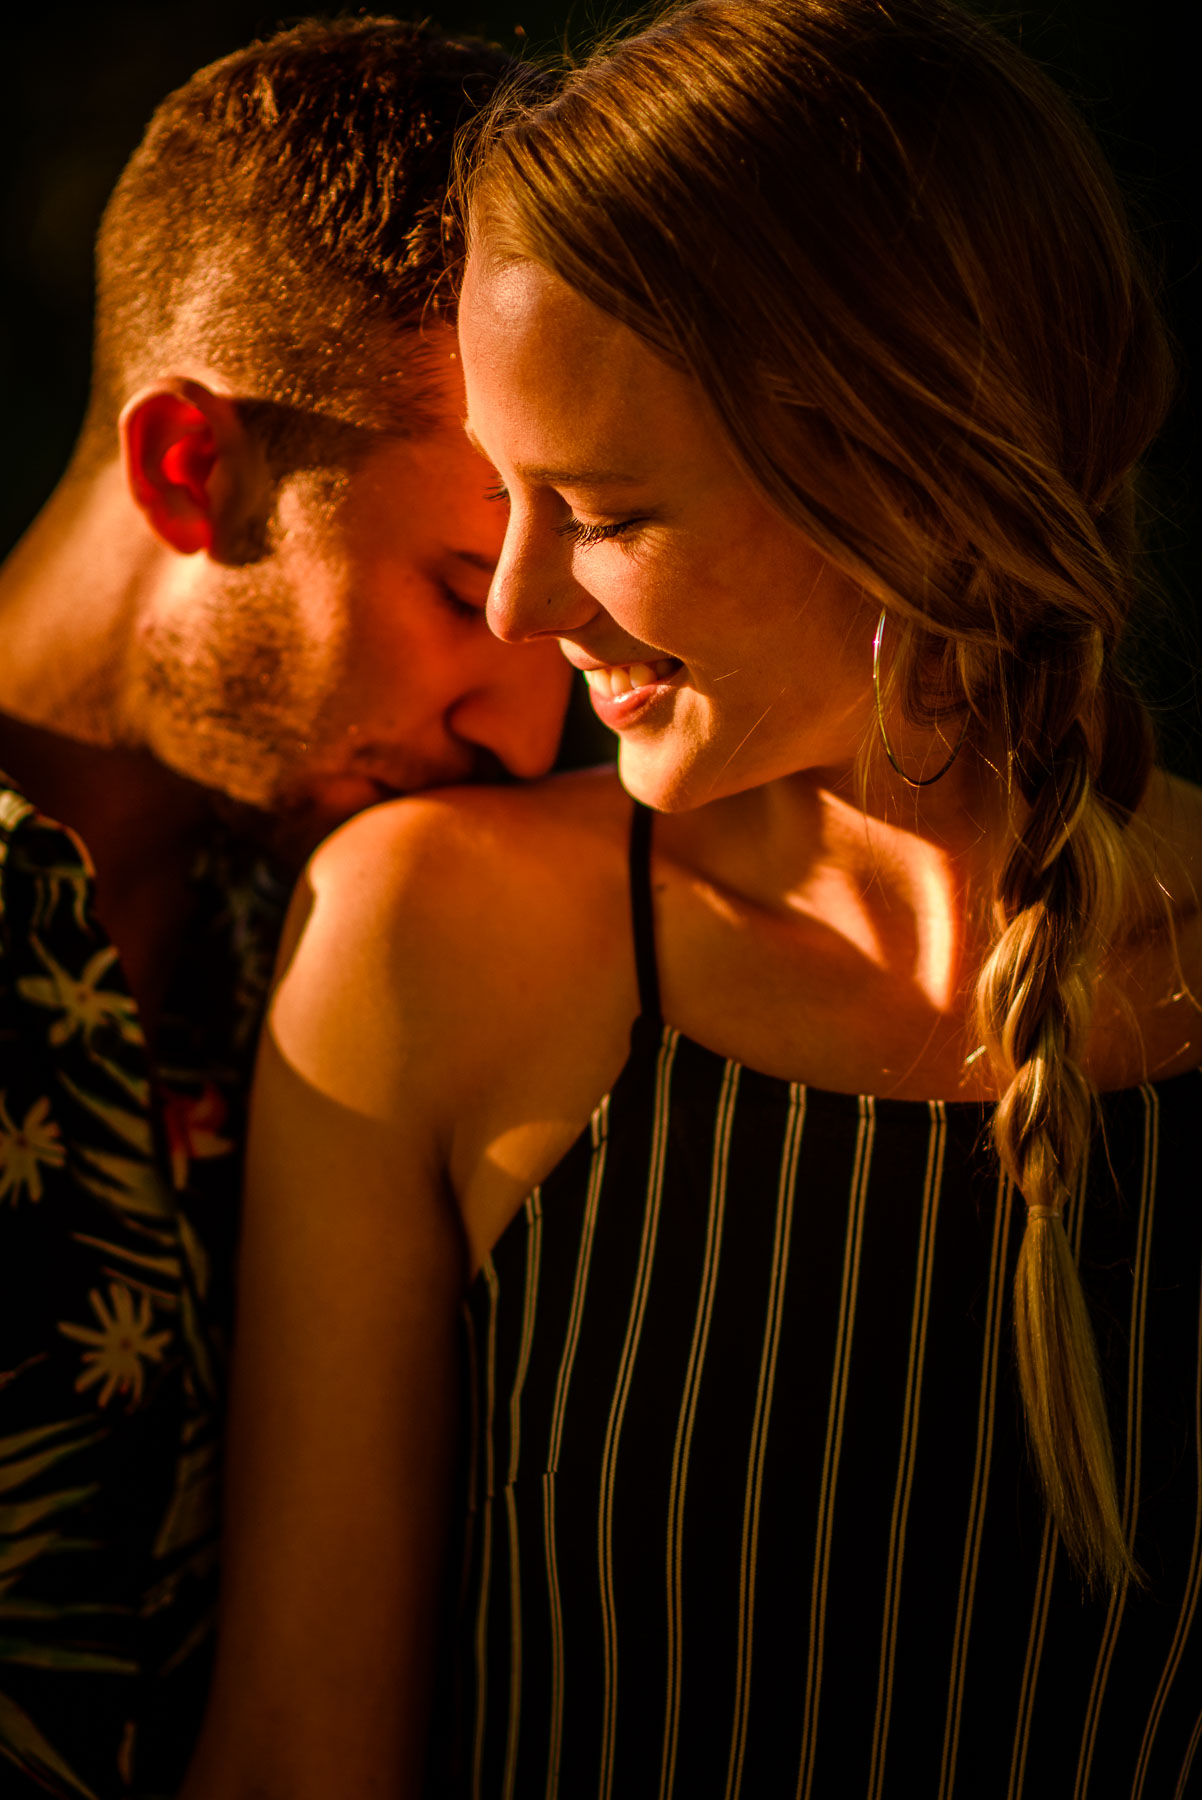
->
[0,18,569,1796]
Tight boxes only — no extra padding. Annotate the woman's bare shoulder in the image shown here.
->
[1102,767,1202,1083]
[1132,768,1202,948]
[270,768,641,1196]
[1141,767,1202,873]
[307,764,629,921]
[281,768,634,1087]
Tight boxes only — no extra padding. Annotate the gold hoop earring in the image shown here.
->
[872,610,969,789]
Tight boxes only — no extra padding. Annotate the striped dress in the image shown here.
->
[438,805,1202,1800]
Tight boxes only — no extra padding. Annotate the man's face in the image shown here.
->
[135,348,571,862]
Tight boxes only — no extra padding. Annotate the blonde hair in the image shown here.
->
[461,0,1176,1586]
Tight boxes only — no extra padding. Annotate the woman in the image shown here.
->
[183,1,1202,1795]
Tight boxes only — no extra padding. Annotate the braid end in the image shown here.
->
[1013,1210,1140,1593]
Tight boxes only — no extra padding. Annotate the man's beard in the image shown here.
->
[137,565,507,868]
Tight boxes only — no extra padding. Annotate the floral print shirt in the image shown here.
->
[0,774,287,1798]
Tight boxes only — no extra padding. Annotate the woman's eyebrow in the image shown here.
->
[517,462,646,486]
[462,420,644,488]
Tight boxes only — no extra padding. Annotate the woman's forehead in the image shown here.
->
[459,255,710,478]
[461,255,631,366]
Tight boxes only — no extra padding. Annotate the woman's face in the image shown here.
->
[459,252,876,812]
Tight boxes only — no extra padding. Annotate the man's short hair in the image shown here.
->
[80,15,514,470]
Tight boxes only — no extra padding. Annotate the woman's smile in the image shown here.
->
[569,653,684,727]
[459,253,874,810]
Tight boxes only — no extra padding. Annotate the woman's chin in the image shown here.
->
[615,743,720,815]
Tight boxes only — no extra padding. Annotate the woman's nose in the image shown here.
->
[486,515,592,645]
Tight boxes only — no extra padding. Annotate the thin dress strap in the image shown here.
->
[628,800,663,1026]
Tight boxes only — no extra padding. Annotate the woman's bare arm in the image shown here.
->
[181,804,471,1800]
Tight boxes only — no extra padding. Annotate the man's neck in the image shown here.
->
[0,459,154,735]
[0,463,216,1034]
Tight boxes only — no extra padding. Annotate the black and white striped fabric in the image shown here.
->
[441,805,1202,1799]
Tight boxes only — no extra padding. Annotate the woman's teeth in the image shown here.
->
[583,658,679,699]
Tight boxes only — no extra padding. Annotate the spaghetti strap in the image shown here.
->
[628,801,663,1025]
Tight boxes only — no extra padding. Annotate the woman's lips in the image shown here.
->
[579,656,684,728]
[581,657,679,699]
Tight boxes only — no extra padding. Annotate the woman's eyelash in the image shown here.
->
[554,516,641,548]
[483,480,641,548]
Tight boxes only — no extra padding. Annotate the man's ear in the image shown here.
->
[120,380,264,559]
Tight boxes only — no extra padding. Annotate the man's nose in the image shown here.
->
[446,635,573,779]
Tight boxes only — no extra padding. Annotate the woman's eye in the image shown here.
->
[554,516,642,549]
[485,483,509,503]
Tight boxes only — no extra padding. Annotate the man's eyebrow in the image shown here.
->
[450,549,497,574]
[462,421,644,488]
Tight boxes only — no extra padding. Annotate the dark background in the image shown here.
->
[1,1,1195,770]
